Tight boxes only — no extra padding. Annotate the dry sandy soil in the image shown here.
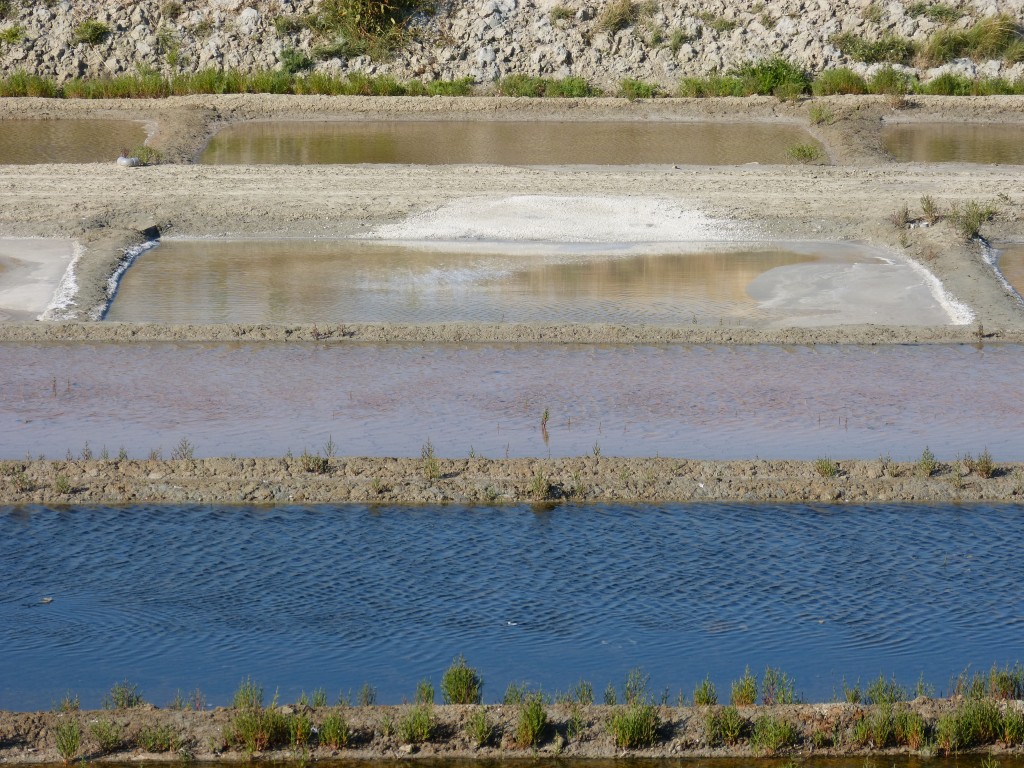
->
[2,94,1024,503]
[1,698,1022,763]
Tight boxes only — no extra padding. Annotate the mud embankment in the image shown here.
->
[3,455,1023,505]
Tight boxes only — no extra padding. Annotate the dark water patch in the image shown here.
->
[1,502,1022,710]
[199,121,824,166]
[0,120,148,164]
[882,123,1024,164]
[3,342,1024,461]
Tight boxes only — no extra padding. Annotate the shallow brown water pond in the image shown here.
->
[199,120,823,165]
[104,239,954,326]
[0,119,148,164]
[995,242,1024,298]
[882,123,1024,164]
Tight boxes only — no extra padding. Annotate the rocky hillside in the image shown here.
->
[0,0,1022,88]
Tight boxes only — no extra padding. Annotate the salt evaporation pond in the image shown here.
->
[104,239,955,327]
[199,120,824,166]
[995,242,1024,299]
[0,119,148,164]
[1,502,1022,710]
[882,123,1024,164]
[3,342,1024,461]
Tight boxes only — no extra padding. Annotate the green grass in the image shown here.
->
[693,676,718,706]
[907,2,962,23]
[54,719,81,764]
[497,74,599,97]
[949,200,999,240]
[731,666,757,706]
[465,707,493,747]
[619,78,660,99]
[319,710,350,748]
[750,714,798,754]
[300,449,330,474]
[227,706,289,752]
[598,0,640,34]
[916,447,939,478]
[233,677,264,709]
[808,103,835,125]
[137,724,181,752]
[865,673,906,704]
[788,143,822,163]
[397,704,433,744]
[705,705,747,745]
[812,67,867,95]
[89,719,123,754]
[814,457,839,477]
[868,66,918,95]
[607,701,661,748]
[421,439,440,482]
[698,12,737,34]
[830,32,916,64]
[0,24,23,46]
[762,667,796,705]
[104,680,143,709]
[920,14,1023,65]
[730,57,810,96]
[441,655,483,704]
[74,20,111,45]
[515,692,548,748]
[415,679,434,704]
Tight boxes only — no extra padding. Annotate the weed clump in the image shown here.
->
[730,666,757,706]
[74,20,110,45]
[693,676,718,706]
[89,719,123,754]
[104,680,143,709]
[441,655,483,704]
[920,15,1023,66]
[830,32,915,64]
[750,714,798,753]
[515,692,548,747]
[788,143,822,163]
[730,57,810,96]
[619,77,661,99]
[814,457,840,477]
[397,703,433,744]
[54,719,81,764]
[465,706,493,747]
[812,67,867,95]
[916,447,939,478]
[949,199,999,240]
[137,724,181,752]
[320,710,350,748]
[597,0,639,34]
[762,667,796,705]
[705,705,747,745]
[607,700,661,748]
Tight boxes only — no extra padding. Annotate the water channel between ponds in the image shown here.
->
[2,502,1022,711]
[3,343,1024,461]
[103,240,956,326]
[0,120,148,164]
[882,123,1024,164]
[199,121,824,166]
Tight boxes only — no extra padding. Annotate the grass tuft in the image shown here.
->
[54,719,81,764]
[515,692,548,748]
[731,666,757,706]
[705,705,747,745]
[465,706,493,747]
[607,701,661,748]
[814,457,839,477]
[750,714,799,754]
[104,680,143,710]
[693,676,718,706]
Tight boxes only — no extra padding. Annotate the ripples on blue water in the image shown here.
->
[1,503,1022,711]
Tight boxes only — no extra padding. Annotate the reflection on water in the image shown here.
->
[1,502,1022,711]
[104,239,948,326]
[3,342,1024,461]
[0,120,147,164]
[882,123,1024,164]
[200,120,824,166]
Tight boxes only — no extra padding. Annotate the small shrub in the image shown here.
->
[598,0,637,34]
[916,447,939,478]
[923,71,974,95]
[90,719,123,753]
[311,688,327,708]
[138,724,180,752]
[319,710,350,748]
[280,46,313,73]
[415,679,434,704]
[731,57,809,96]
[787,143,823,163]
[731,666,757,706]
[74,20,111,45]
[53,474,72,494]
[550,4,574,22]
[465,707,493,747]
[1002,707,1024,745]
[570,679,594,705]
[869,66,917,95]
[54,719,81,764]
[894,708,927,749]
[421,439,440,482]
[515,693,548,747]
[300,449,329,474]
[234,677,263,709]
[762,667,796,705]
[398,704,434,745]
[104,680,143,709]
[814,457,839,477]
[171,436,194,460]
[602,681,617,705]
[921,194,942,225]
[623,667,651,705]
[694,676,718,706]
[1,24,24,46]
[441,655,482,704]
[228,707,289,752]
[357,682,376,706]
[529,472,551,499]
[751,715,798,754]
[865,673,906,704]
[706,705,747,745]
[842,677,862,703]
[607,701,661,748]
[892,203,911,228]
[830,32,915,64]
[813,67,867,95]
[949,200,998,240]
